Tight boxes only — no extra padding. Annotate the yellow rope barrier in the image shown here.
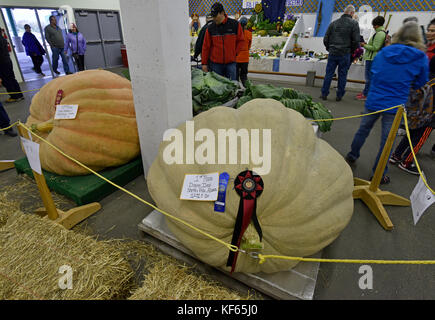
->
[309,105,400,122]
[16,121,239,254]
[403,112,435,195]
[257,255,435,265]
[1,105,434,266]
[0,89,40,95]
[0,121,20,132]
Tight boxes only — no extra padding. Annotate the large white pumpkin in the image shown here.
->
[147,99,354,273]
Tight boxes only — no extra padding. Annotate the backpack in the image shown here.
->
[379,30,391,48]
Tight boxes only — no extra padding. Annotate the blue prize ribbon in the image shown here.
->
[214,172,230,213]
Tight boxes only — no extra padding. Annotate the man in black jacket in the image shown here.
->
[320,5,360,101]
[193,14,213,62]
[0,79,17,137]
[0,36,24,103]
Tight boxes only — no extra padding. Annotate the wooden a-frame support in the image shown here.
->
[352,106,410,230]
[16,125,101,230]
[0,160,15,171]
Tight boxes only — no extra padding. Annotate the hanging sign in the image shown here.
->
[410,175,435,225]
[180,173,219,201]
[242,0,261,9]
[286,0,303,6]
[20,137,42,175]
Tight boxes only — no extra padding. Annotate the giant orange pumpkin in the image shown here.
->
[25,70,140,176]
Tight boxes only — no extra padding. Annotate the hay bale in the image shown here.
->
[128,253,255,300]
[0,211,134,300]
[0,191,19,228]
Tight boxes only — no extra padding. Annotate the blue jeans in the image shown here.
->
[0,102,11,129]
[209,62,237,81]
[321,53,351,98]
[51,47,70,74]
[362,60,373,97]
[347,107,397,176]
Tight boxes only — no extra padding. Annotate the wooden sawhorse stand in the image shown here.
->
[352,106,410,230]
[0,160,15,171]
[17,124,101,230]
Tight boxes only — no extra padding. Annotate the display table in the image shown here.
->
[249,57,365,90]
[250,36,289,50]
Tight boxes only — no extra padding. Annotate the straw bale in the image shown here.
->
[0,211,134,300]
[128,245,256,300]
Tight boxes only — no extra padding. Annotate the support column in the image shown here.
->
[119,0,193,176]
[5,8,24,53]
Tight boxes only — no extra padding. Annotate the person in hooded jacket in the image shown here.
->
[345,22,428,184]
[235,16,252,86]
[65,23,86,71]
[21,24,46,76]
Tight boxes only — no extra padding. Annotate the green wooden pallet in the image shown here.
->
[14,157,144,206]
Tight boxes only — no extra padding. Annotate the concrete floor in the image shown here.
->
[1,68,434,300]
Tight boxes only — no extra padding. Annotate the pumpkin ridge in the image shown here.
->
[257,103,315,218]
[56,119,139,145]
[46,128,131,165]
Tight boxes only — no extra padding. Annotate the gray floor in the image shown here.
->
[1,69,434,300]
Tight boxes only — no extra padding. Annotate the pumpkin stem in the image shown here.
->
[31,119,54,133]
[240,224,264,251]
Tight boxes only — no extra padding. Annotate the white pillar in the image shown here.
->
[119,0,192,175]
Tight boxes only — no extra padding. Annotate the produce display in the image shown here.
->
[147,99,354,274]
[236,81,333,132]
[247,4,297,37]
[191,68,240,114]
[26,70,140,176]
[250,41,286,59]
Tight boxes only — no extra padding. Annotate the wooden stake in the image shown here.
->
[352,106,411,231]
[17,123,101,228]
[386,14,392,30]
[0,160,15,172]
[369,107,404,192]
[17,124,59,220]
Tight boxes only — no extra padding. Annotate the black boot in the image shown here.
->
[4,128,18,137]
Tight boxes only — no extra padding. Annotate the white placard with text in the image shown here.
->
[180,173,219,201]
[20,137,42,175]
[410,174,435,225]
[55,105,78,120]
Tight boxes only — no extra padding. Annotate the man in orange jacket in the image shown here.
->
[201,2,245,81]
[236,17,252,86]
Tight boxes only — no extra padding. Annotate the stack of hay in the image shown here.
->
[0,211,134,300]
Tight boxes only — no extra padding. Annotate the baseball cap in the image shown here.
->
[210,2,224,17]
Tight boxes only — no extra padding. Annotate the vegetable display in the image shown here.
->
[25,70,140,176]
[236,81,333,132]
[147,99,354,274]
[191,68,239,114]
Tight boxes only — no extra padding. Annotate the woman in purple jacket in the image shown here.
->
[64,23,87,71]
[21,24,46,76]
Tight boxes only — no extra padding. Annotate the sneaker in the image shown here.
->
[3,128,17,137]
[356,94,367,101]
[54,70,60,75]
[397,128,406,136]
[39,72,46,77]
[336,96,342,101]
[370,175,390,185]
[66,72,73,75]
[389,154,402,165]
[320,95,327,101]
[398,162,419,175]
[5,97,24,103]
